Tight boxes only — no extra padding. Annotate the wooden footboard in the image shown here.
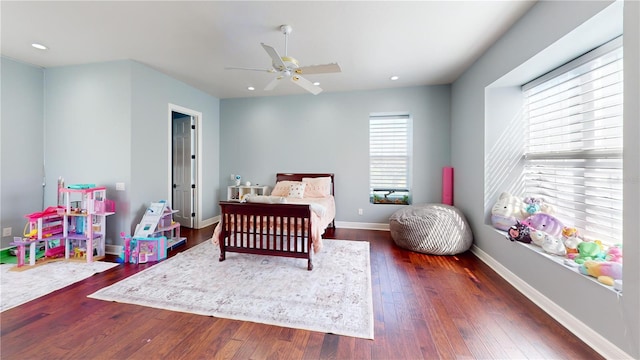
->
[218,201,314,270]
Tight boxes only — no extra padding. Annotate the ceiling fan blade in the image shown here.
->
[261,43,287,71]
[264,76,284,91]
[296,63,341,75]
[225,66,275,73]
[290,75,322,95]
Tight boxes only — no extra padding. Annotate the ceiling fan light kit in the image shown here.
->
[225,24,341,95]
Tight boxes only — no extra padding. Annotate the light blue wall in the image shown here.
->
[44,61,132,245]
[451,0,639,357]
[0,58,44,248]
[41,60,220,245]
[220,85,451,224]
[129,61,220,228]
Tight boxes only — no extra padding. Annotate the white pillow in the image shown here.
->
[288,182,306,199]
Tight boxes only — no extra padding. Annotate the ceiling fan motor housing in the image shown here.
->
[277,56,299,73]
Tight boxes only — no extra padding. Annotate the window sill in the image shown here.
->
[490,227,623,296]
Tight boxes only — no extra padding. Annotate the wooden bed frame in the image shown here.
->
[217,173,335,270]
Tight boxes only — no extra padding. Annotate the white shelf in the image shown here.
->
[227,185,269,201]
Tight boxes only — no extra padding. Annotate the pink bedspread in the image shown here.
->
[211,196,335,253]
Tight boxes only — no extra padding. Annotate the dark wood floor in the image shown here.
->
[1,226,602,359]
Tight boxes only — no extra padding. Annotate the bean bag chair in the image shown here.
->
[389,203,473,255]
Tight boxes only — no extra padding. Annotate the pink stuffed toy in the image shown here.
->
[605,246,623,263]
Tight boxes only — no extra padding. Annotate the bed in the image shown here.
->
[212,173,336,270]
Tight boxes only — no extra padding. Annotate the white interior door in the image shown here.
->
[172,113,194,228]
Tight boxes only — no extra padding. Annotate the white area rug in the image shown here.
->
[1,260,118,312]
[89,239,374,339]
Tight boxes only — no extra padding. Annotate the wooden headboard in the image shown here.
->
[276,173,335,196]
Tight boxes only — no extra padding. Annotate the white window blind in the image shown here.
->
[369,114,412,194]
[522,36,623,244]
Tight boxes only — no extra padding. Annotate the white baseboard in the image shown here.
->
[199,216,218,229]
[105,244,123,256]
[334,221,389,231]
[470,245,632,360]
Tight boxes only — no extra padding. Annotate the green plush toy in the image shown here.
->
[574,242,605,264]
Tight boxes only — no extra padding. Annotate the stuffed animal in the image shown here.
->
[529,229,546,247]
[561,227,582,257]
[491,192,527,231]
[573,241,605,264]
[542,234,566,256]
[579,260,623,286]
[523,196,555,215]
[561,226,578,239]
[522,213,564,238]
[506,220,531,243]
[605,245,623,263]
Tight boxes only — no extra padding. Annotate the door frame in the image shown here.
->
[167,103,203,229]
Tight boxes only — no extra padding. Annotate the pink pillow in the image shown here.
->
[302,177,332,198]
[271,181,296,197]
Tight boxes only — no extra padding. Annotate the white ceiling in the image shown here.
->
[1,1,536,99]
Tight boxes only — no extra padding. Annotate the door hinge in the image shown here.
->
[191,184,196,189]
[191,155,195,159]
[191,125,195,130]
[191,212,196,217]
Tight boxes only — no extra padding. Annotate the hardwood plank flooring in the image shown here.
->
[1,226,603,359]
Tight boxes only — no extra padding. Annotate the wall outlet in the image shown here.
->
[358,208,363,216]
[116,182,125,191]
[2,227,12,237]
[230,174,235,181]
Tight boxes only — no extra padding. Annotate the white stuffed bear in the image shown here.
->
[529,229,546,247]
[491,192,527,231]
[542,234,567,256]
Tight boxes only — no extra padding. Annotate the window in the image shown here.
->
[522,36,623,244]
[369,113,412,205]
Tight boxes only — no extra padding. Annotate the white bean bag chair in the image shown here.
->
[389,203,473,255]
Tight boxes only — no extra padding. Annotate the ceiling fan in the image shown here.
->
[225,24,341,95]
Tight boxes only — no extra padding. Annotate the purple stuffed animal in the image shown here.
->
[523,213,564,237]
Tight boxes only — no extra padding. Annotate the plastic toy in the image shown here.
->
[522,213,564,238]
[491,192,527,231]
[45,245,65,258]
[118,232,132,264]
[74,247,86,259]
[579,260,623,286]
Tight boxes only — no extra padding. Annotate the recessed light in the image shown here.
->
[247,86,255,91]
[31,43,48,50]
[313,82,320,86]
[390,76,399,81]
